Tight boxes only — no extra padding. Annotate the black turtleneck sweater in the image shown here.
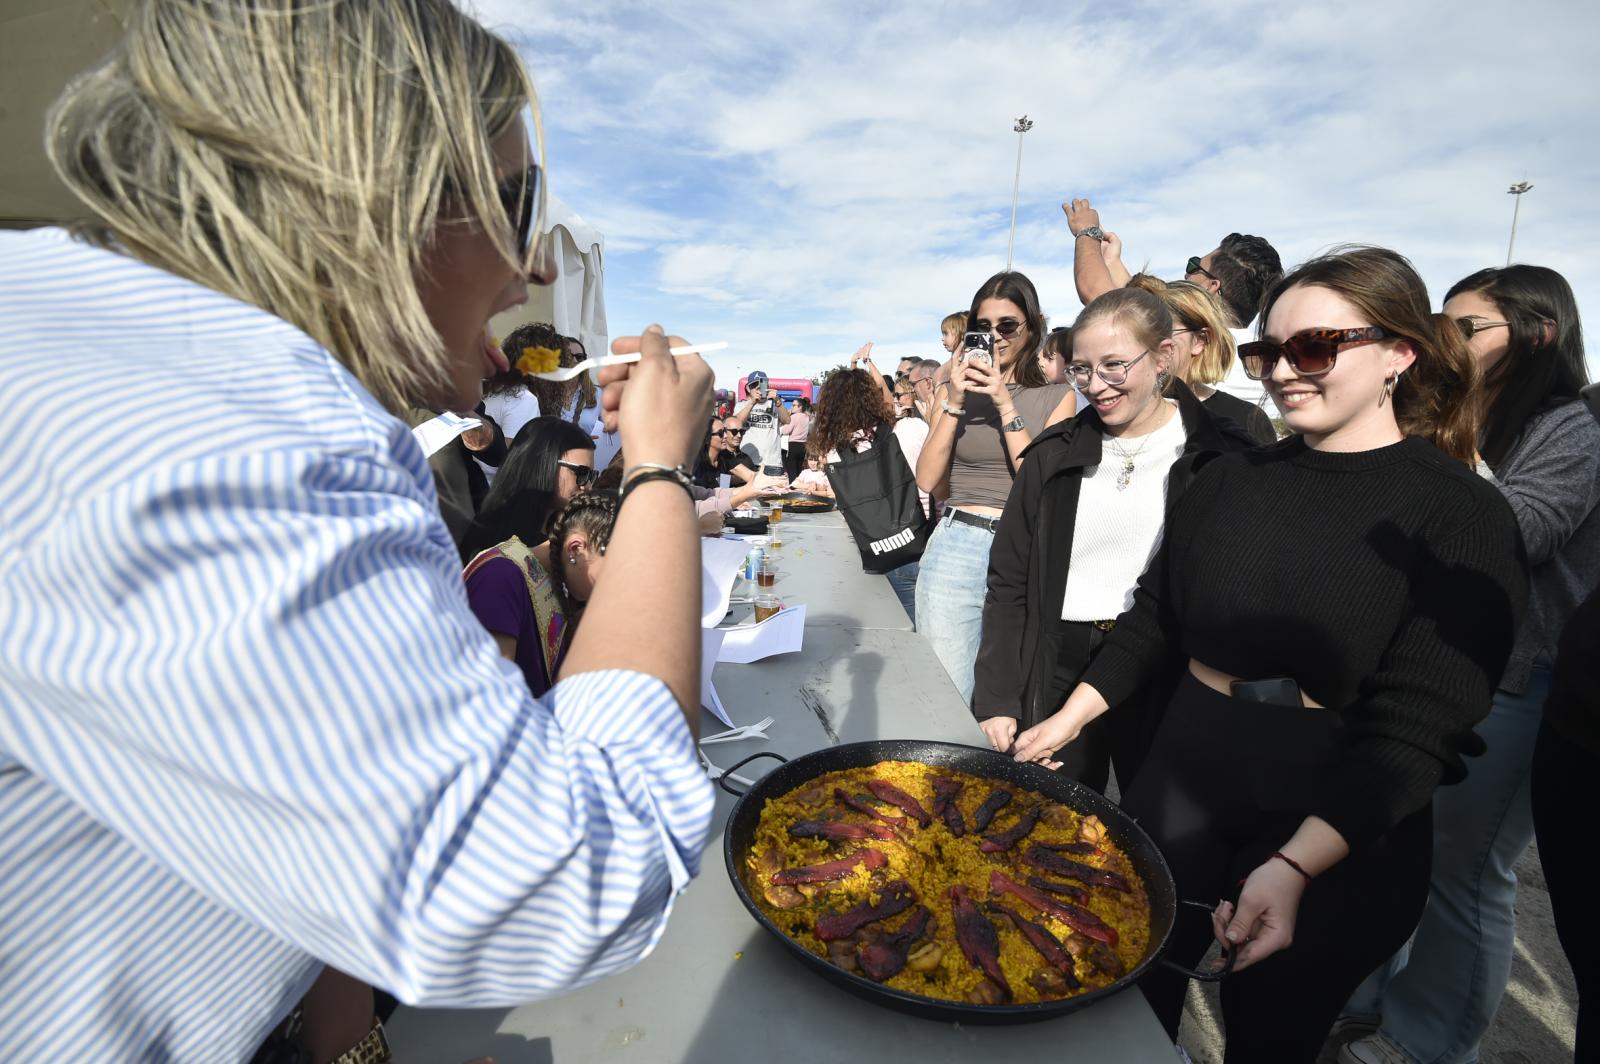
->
[1082,435,1528,851]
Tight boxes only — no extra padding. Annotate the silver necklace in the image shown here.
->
[1103,405,1174,490]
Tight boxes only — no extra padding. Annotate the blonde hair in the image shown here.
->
[46,0,543,414]
[941,311,969,337]
[1128,274,1237,386]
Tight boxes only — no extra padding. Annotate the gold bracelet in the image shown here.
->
[330,1017,391,1064]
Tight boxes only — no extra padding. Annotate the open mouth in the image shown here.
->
[1275,389,1319,410]
[1092,393,1125,415]
[481,329,510,374]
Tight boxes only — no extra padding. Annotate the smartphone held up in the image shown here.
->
[960,330,994,368]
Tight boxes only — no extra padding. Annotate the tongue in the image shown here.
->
[483,331,510,373]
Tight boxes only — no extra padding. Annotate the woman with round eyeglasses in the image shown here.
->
[1011,247,1526,1060]
[973,288,1257,793]
[914,271,1077,703]
[1340,264,1597,1064]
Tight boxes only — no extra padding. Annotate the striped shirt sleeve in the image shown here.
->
[3,437,715,1008]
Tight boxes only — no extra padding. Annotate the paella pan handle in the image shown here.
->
[715,751,789,797]
[1157,899,1236,983]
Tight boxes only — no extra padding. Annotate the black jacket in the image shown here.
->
[971,380,1259,728]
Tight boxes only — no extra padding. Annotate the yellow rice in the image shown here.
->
[743,760,1152,1006]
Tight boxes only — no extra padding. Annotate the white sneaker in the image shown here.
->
[1339,1033,1414,1064]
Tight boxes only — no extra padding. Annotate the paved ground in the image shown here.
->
[1175,843,1578,1063]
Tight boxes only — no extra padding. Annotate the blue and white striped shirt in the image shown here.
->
[0,229,715,1062]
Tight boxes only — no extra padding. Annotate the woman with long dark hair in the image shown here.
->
[914,271,1077,701]
[810,367,929,622]
[462,417,597,696]
[1341,265,1598,1064]
[1012,247,1527,1061]
[973,288,1258,791]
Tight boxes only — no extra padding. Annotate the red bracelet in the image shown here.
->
[1271,851,1314,883]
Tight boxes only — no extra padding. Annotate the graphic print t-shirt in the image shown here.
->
[740,397,786,469]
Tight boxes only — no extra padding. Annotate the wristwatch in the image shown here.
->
[1001,414,1027,433]
[1076,225,1105,242]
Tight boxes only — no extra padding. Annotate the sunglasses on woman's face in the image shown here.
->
[1454,317,1511,339]
[558,459,597,486]
[975,317,1025,338]
[496,162,542,261]
[1238,326,1398,380]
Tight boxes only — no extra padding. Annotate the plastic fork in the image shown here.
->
[699,750,756,789]
[520,341,729,381]
[699,715,775,746]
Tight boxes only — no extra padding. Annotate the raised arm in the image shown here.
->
[916,357,963,499]
[1066,198,1117,305]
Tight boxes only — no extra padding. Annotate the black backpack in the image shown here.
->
[825,424,932,574]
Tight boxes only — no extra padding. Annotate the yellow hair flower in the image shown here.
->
[516,345,562,375]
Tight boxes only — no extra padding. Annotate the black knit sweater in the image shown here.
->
[1082,435,1528,850]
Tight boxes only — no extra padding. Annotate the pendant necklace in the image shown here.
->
[1104,406,1173,491]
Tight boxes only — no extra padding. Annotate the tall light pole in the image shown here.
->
[1006,115,1034,271]
[1506,181,1533,266]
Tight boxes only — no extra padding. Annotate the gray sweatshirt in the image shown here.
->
[1482,400,1600,693]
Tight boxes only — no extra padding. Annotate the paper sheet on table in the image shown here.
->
[699,628,733,726]
[412,412,482,457]
[717,605,806,664]
[701,536,755,627]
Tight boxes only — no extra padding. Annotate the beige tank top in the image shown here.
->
[946,382,1074,510]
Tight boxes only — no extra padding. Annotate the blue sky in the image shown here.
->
[474,0,1599,389]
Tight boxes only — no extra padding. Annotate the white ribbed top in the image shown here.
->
[1061,403,1188,620]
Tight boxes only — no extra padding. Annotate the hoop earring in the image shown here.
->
[1378,371,1398,408]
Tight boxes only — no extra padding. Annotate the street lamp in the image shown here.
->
[1006,115,1034,271]
[1506,181,1533,266]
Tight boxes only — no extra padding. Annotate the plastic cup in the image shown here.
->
[767,501,784,523]
[756,562,776,588]
[754,594,781,622]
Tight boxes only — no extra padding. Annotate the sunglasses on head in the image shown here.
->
[1185,256,1219,283]
[558,459,597,486]
[1238,326,1399,380]
[975,317,1025,338]
[496,162,543,260]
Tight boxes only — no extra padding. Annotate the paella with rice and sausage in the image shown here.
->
[742,759,1152,1006]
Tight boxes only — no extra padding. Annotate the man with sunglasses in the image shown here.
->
[715,416,761,485]
[1064,197,1283,330]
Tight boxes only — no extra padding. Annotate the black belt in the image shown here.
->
[949,509,1002,533]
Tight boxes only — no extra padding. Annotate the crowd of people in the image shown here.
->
[1,2,1595,1064]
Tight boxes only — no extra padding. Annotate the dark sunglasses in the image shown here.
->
[496,162,543,260]
[1185,256,1219,283]
[558,459,597,486]
[1238,326,1398,380]
[975,317,1025,338]
[1454,317,1511,339]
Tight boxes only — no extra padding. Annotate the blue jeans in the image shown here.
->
[1345,665,1552,1063]
[913,510,995,705]
[884,560,919,628]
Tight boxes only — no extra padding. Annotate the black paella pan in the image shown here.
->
[774,490,835,513]
[718,739,1231,1024]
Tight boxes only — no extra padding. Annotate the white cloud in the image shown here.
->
[494,0,1600,385]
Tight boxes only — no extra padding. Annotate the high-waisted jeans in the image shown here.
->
[912,509,995,705]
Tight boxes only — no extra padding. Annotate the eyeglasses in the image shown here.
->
[1238,326,1398,380]
[496,162,543,260]
[975,317,1025,338]
[724,427,744,436]
[1185,256,1219,283]
[1455,317,1512,339]
[1066,349,1151,387]
[558,459,597,486]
